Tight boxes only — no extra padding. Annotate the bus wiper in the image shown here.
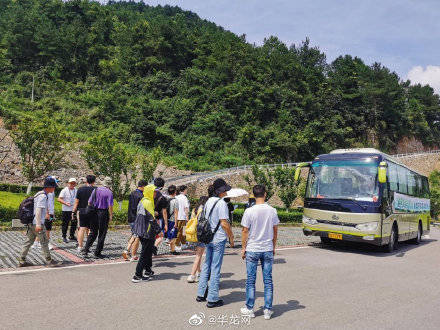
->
[336,198,367,211]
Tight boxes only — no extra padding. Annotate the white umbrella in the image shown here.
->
[226,188,249,198]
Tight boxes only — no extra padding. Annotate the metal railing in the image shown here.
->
[165,149,440,185]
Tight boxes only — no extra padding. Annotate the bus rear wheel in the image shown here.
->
[384,225,397,253]
[411,222,422,245]
[320,237,331,244]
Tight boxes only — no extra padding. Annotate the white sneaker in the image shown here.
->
[240,307,255,318]
[32,242,41,249]
[48,243,54,250]
[77,246,82,253]
[187,274,196,283]
[263,309,274,320]
[176,246,182,252]
[181,244,188,250]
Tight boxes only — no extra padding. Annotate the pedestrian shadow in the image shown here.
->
[154,261,193,268]
[220,279,246,290]
[273,258,286,264]
[153,272,188,281]
[222,290,264,305]
[256,300,305,318]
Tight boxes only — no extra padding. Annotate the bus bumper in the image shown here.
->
[303,228,383,246]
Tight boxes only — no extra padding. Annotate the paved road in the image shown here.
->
[1,228,439,329]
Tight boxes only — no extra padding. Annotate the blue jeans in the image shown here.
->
[245,251,274,310]
[197,239,227,302]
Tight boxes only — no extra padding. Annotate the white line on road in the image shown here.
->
[0,246,309,276]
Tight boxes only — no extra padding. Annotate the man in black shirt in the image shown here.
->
[153,177,169,256]
[122,180,147,261]
[72,175,96,253]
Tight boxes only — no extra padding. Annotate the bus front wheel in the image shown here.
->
[411,222,422,245]
[384,225,397,253]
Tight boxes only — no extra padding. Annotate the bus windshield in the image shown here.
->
[306,159,379,202]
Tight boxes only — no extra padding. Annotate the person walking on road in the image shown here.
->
[187,195,209,283]
[58,178,78,243]
[123,180,147,261]
[175,185,190,251]
[196,178,234,308]
[240,184,279,320]
[73,175,96,252]
[166,185,179,255]
[18,177,60,267]
[82,177,114,258]
[153,177,168,255]
[131,184,157,282]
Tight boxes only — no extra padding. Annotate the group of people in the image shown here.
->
[17,175,280,320]
[18,174,114,266]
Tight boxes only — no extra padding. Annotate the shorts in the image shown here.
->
[78,209,90,228]
[44,220,53,231]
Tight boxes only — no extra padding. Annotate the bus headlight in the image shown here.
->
[356,222,378,231]
[303,216,318,225]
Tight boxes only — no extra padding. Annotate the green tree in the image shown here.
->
[81,130,135,210]
[138,146,163,183]
[273,166,300,210]
[250,165,275,201]
[429,171,440,220]
[10,114,68,194]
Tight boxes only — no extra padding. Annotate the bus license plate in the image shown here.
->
[328,233,342,240]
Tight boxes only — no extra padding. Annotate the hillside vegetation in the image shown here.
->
[0,0,439,171]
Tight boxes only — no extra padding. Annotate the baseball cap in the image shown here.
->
[213,178,231,195]
[68,178,77,183]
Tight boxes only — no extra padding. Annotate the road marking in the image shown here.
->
[0,245,309,276]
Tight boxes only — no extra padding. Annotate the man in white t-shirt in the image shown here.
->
[18,177,61,267]
[58,178,78,243]
[240,184,279,320]
[175,185,190,250]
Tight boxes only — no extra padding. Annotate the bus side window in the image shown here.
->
[415,175,423,198]
[422,177,430,198]
[407,172,417,197]
[397,165,408,195]
[388,162,399,192]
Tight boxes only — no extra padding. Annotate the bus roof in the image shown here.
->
[315,148,427,178]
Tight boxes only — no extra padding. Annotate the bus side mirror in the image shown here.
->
[294,167,301,182]
[378,162,387,184]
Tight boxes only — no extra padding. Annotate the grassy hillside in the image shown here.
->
[0,0,439,171]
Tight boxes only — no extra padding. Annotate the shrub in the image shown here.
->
[232,208,303,224]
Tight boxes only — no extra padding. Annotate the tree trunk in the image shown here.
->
[26,182,33,195]
[118,200,122,211]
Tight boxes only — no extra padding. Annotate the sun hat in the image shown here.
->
[68,178,77,183]
[213,178,231,195]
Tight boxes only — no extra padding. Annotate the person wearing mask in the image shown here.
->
[196,179,234,308]
[166,185,179,255]
[187,195,209,283]
[123,180,147,261]
[58,178,78,243]
[82,177,114,258]
[131,184,157,282]
[18,177,60,267]
[73,175,96,253]
[240,184,279,320]
[175,185,190,252]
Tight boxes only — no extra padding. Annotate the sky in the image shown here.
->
[144,0,440,93]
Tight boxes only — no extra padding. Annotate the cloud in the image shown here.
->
[407,65,440,94]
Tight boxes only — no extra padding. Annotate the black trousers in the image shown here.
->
[61,211,77,238]
[84,209,109,255]
[135,237,154,277]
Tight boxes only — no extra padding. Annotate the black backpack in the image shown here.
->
[197,198,221,244]
[18,191,45,225]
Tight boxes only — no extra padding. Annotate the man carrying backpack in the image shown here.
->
[18,177,60,267]
[196,178,234,308]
